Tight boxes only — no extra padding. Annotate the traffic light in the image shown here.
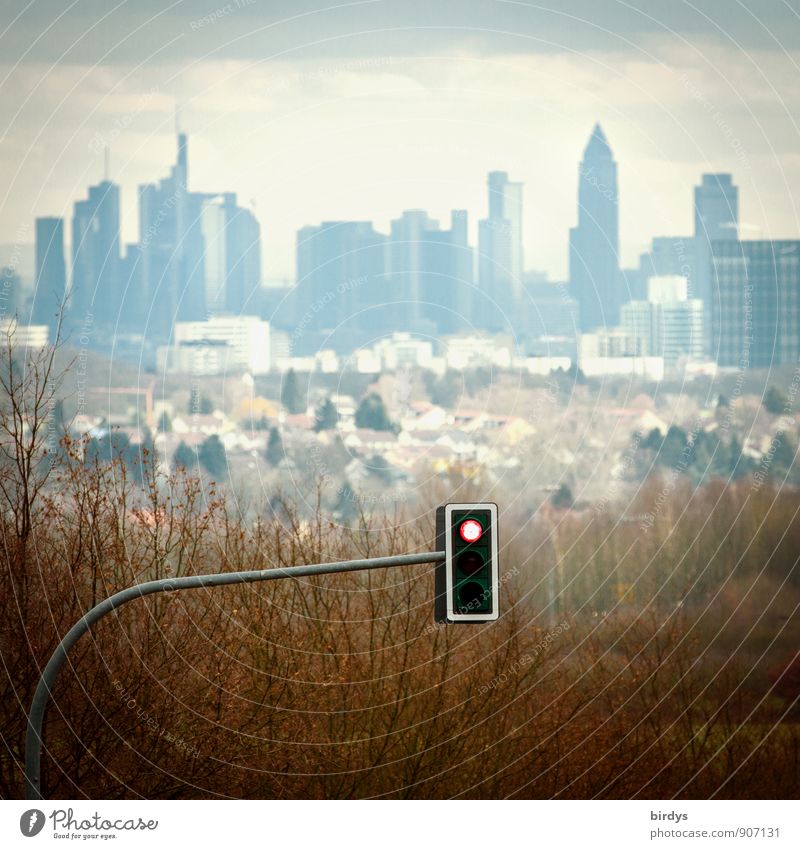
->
[435,503,499,624]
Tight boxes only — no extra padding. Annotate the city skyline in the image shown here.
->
[3,2,800,283]
[13,121,797,375]
[5,114,792,288]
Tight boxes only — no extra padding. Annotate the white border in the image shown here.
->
[444,502,500,622]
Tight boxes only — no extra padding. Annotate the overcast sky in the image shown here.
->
[2,0,799,280]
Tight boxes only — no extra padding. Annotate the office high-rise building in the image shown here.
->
[117,243,142,332]
[296,221,387,337]
[422,210,472,334]
[639,237,699,295]
[390,209,438,331]
[694,173,739,353]
[222,196,261,315]
[712,240,800,368]
[138,133,189,339]
[621,275,703,370]
[71,180,120,327]
[695,174,738,243]
[569,124,621,330]
[389,209,472,334]
[138,135,264,332]
[620,300,655,355]
[200,198,228,314]
[660,299,704,369]
[34,217,66,334]
[478,171,523,331]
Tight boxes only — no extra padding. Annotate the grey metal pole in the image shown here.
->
[24,550,445,800]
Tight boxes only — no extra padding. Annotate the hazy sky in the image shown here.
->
[2,0,800,281]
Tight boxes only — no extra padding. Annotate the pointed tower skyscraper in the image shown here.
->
[569,124,621,330]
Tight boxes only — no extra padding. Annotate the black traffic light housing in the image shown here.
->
[435,502,499,624]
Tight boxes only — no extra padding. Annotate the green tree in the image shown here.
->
[688,430,719,483]
[281,368,305,414]
[334,480,359,521]
[429,372,461,409]
[198,434,227,479]
[465,366,493,395]
[173,440,196,470]
[763,385,788,415]
[770,431,798,480]
[727,435,750,479]
[265,427,284,467]
[641,428,663,452]
[157,411,172,433]
[128,428,155,484]
[550,482,574,510]
[314,397,339,432]
[659,425,689,469]
[355,392,396,432]
[564,363,587,384]
[84,429,131,467]
[366,454,394,484]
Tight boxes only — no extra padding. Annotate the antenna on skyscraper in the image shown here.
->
[175,103,181,135]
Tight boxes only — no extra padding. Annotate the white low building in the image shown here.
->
[445,335,512,369]
[315,349,340,373]
[375,332,434,370]
[620,275,704,371]
[160,315,270,376]
[522,356,572,375]
[580,356,664,381]
[158,339,230,376]
[352,348,382,374]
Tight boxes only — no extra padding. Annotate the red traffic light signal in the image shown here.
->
[459,518,483,543]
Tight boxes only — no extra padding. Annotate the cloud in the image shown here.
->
[6,1,800,65]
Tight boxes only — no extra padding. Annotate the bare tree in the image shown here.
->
[0,314,68,568]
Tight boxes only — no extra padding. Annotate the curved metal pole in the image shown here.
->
[25,550,444,799]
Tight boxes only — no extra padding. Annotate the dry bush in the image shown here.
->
[1,345,799,798]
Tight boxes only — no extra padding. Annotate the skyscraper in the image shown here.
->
[295,221,387,340]
[138,133,189,339]
[139,137,263,336]
[389,209,472,334]
[34,217,66,335]
[220,194,261,315]
[390,209,438,331]
[695,173,739,352]
[117,243,142,333]
[695,174,738,243]
[71,179,121,327]
[478,171,523,331]
[712,240,799,368]
[569,124,621,330]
